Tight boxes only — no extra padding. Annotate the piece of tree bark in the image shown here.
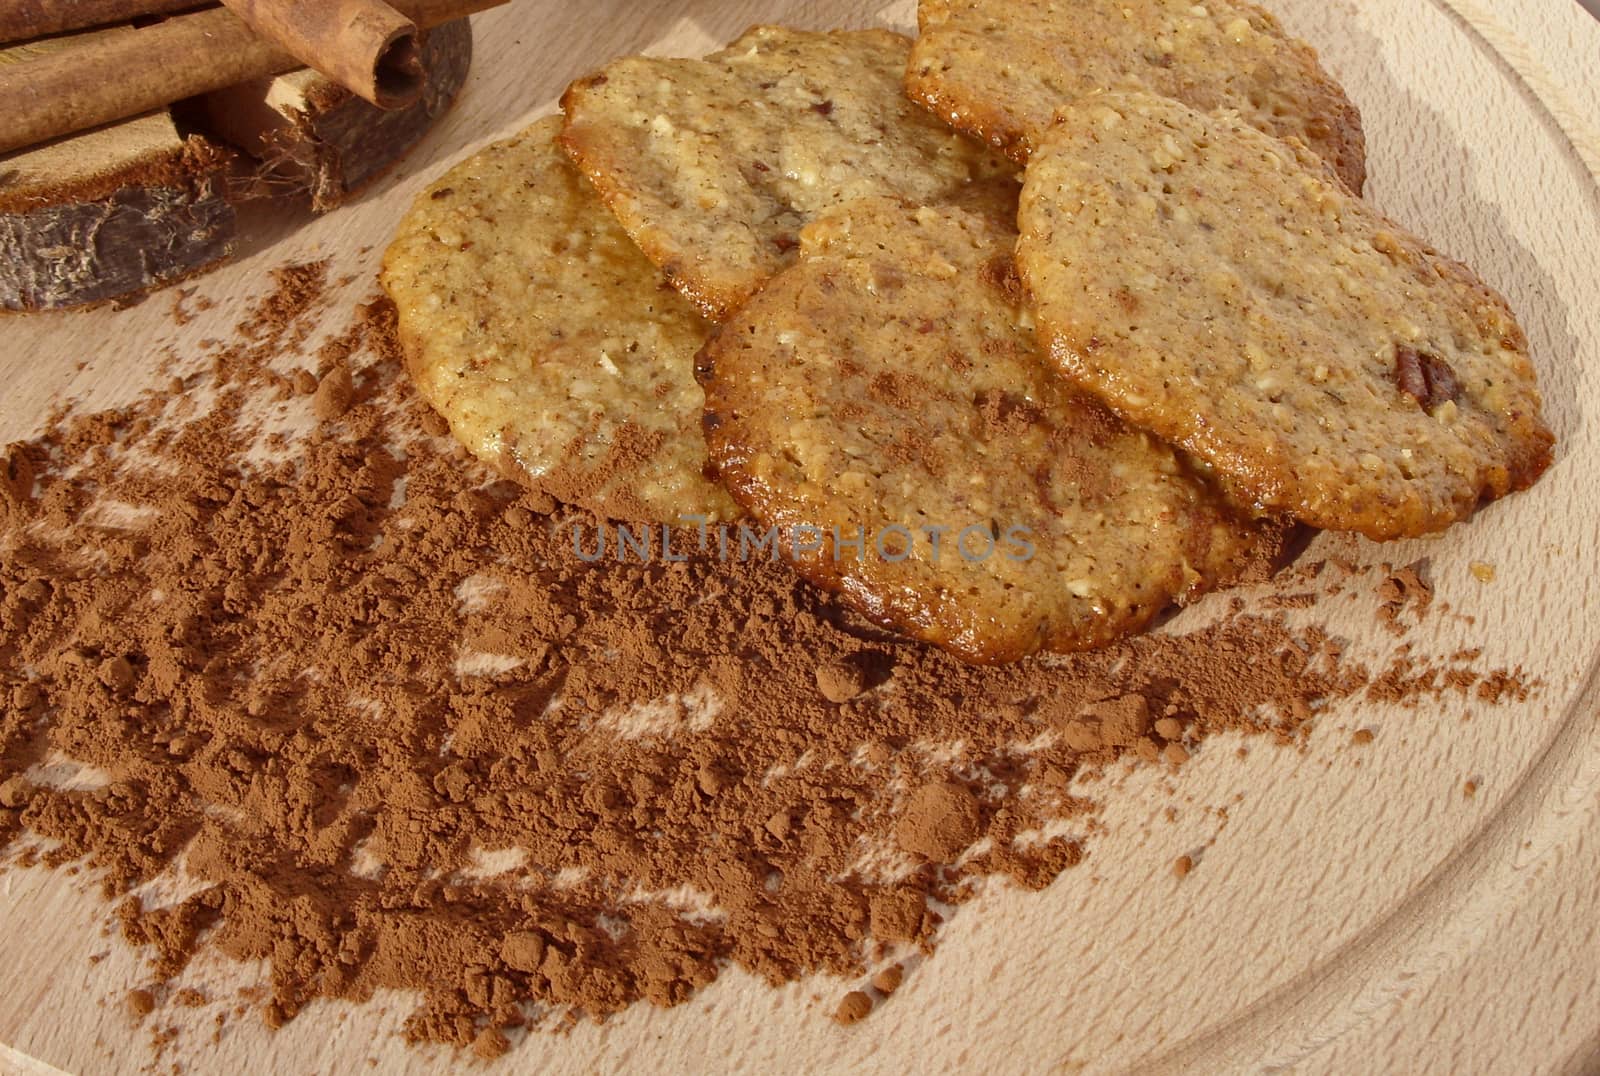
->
[0,19,471,312]
[194,18,472,212]
[0,34,236,312]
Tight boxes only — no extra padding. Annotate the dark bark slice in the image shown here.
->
[0,110,237,313]
[0,19,472,313]
[193,19,473,212]
[0,32,238,312]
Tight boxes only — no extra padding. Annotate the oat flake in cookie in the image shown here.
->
[697,197,1269,664]
[906,0,1367,191]
[559,26,1017,320]
[380,118,737,523]
[1015,93,1554,540]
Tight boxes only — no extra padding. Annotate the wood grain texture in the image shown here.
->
[0,1,1596,1072]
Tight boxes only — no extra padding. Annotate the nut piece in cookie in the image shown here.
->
[380,117,738,523]
[906,0,1367,191]
[697,196,1269,664]
[560,26,1017,320]
[1015,92,1554,540]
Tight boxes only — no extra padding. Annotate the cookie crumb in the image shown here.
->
[1173,854,1194,878]
[127,989,156,1018]
[1470,562,1496,583]
[1463,779,1478,798]
[1352,729,1375,745]
[834,990,873,1026]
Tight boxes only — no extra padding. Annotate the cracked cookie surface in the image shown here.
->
[381,118,737,523]
[907,0,1367,191]
[1016,93,1553,539]
[561,26,1016,320]
[697,196,1269,664]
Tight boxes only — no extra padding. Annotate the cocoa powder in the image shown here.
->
[0,265,1534,1053]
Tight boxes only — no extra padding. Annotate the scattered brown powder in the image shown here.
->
[169,289,214,328]
[472,1026,511,1060]
[1080,694,1151,748]
[149,1024,179,1057]
[1475,670,1533,705]
[0,265,1539,1052]
[1365,643,1530,708]
[867,890,928,946]
[895,781,982,861]
[1377,562,1434,635]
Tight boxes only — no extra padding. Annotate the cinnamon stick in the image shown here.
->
[0,0,204,46]
[219,0,424,109]
[0,0,503,156]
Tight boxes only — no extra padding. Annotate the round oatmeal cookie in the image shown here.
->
[906,0,1367,191]
[1015,93,1554,540]
[696,197,1267,664]
[559,25,1017,321]
[380,117,738,523]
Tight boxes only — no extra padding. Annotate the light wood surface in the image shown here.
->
[2,1,1597,1072]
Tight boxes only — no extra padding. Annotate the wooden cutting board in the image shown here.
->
[2,1,1597,1072]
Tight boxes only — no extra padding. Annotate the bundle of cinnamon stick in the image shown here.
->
[0,0,507,155]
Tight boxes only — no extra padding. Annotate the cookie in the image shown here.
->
[560,26,1017,320]
[1015,93,1554,539]
[696,197,1268,664]
[906,0,1368,191]
[380,117,738,523]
